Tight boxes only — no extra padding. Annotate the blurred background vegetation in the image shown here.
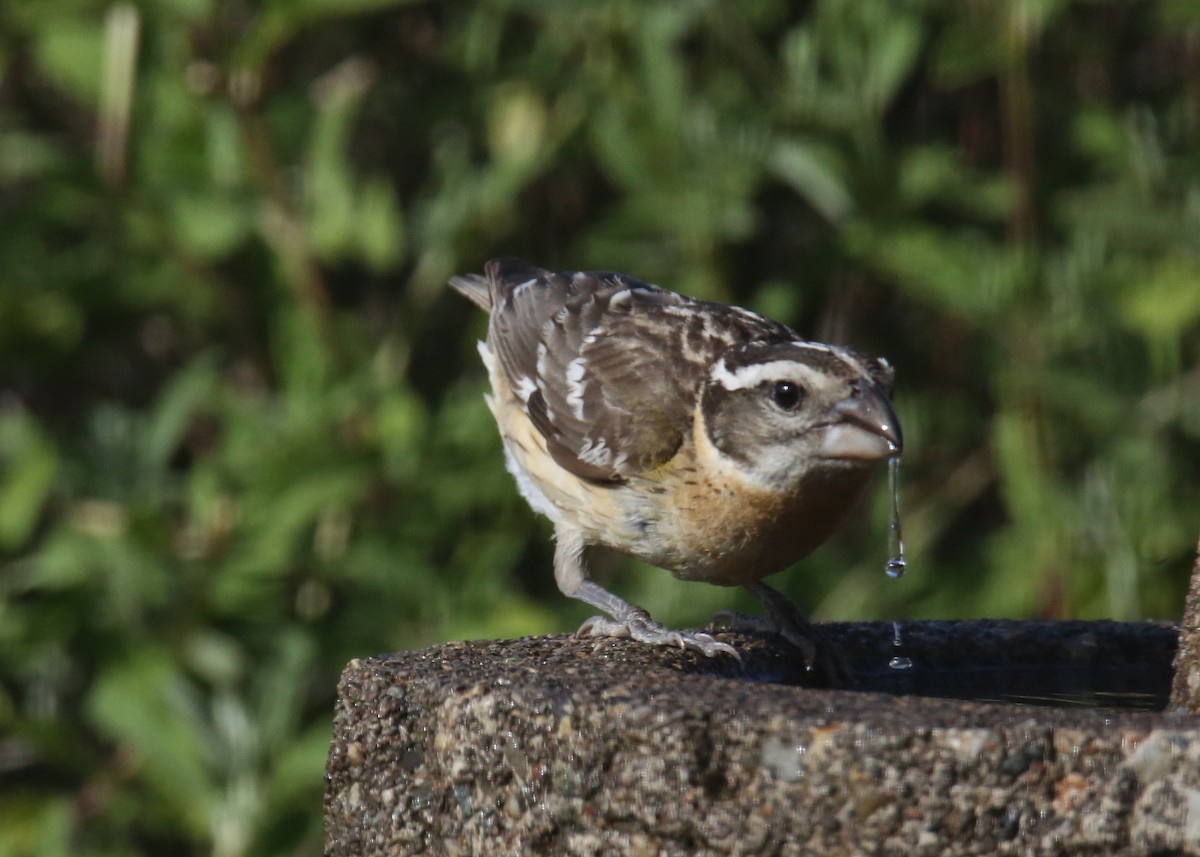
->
[2,0,1199,853]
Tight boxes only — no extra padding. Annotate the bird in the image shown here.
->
[450,258,901,664]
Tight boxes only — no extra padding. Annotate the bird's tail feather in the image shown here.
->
[448,273,492,311]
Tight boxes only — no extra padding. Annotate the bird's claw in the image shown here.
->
[577,614,740,660]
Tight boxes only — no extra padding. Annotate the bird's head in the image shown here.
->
[699,340,901,491]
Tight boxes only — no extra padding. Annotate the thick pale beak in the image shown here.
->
[818,383,902,461]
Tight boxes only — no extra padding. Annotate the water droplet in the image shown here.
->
[885,455,906,579]
[889,620,913,671]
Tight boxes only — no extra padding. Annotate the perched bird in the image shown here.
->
[450,258,901,662]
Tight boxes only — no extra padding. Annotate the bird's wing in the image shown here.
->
[483,258,791,483]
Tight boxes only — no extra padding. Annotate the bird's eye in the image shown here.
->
[770,380,804,411]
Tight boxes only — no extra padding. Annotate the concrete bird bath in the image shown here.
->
[324,547,1200,855]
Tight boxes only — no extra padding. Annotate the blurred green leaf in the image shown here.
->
[0,795,73,857]
[769,138,853,222]
[357,177,404,270]
[87,650,217,837]
[862,12,920,110]
[1120,253,1200,346]
[171,194,255,259]
[855,224,1026,319]
[32,19,105,105]
[0,412,58,550]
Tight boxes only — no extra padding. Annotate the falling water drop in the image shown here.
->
[888,620,913,671]
[884,456,907,579]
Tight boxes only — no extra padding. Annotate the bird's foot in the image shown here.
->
[577,610,739,659]
[708,609,816,666]
[710,602,852,687]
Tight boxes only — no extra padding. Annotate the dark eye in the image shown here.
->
[770,380,804,411]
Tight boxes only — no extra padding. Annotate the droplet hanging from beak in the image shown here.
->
[885,455,907,579]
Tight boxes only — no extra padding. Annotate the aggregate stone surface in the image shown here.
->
[1170,546,1200,714]
[326,620,1200,856]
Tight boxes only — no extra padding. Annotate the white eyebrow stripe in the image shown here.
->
[710,358,831,392]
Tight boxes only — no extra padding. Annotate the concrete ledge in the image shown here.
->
[324,621,1199,856]
[1171,546,1200,711]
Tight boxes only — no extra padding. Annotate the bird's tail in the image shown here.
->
[448,273,492,311]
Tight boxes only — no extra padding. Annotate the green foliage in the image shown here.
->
[2,0,1199,853]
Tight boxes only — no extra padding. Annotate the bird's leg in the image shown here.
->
[553,526,738,658]
[713,581,852,685]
